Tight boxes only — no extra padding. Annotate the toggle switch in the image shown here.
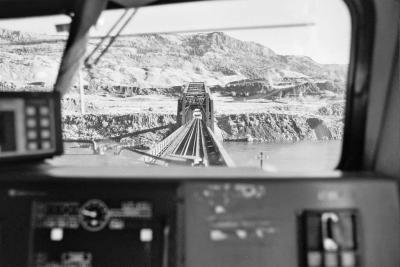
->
[321,212,339,252]
[300,210,358,267]
[321,212,340,267]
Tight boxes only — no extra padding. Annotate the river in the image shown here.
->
[58,140,341,172]
[223,140,342,172]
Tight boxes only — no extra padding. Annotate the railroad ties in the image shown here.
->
[143,82,234,167]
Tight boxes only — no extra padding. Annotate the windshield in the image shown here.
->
[0,0,350,171]
[0,15,69,91]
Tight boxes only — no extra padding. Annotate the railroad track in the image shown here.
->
[144,118,234,167]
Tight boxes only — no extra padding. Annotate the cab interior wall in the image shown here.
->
[371,42,400,177]
[0,0,212,19]
[362,0,400,176]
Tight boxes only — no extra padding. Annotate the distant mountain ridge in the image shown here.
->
[0,28,65,43]
[0,28,39,42]
[0,28,347,93]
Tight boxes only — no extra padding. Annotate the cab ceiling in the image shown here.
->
[0,0,209,19]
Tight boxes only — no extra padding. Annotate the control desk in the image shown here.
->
[0,167,398,267]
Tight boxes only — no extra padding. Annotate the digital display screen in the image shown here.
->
[0,111,16,152]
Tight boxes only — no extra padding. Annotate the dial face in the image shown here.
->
[79,199,109,231]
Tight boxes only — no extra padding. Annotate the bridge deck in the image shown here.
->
[144,118,234,167]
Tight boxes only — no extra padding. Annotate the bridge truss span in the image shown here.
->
[144,82,234,167]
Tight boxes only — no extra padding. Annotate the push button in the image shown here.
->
[26,106,36,116]
[39,106,50,116]
[324,252,339,267]
[340,251,356,267]
[305,214,322,250]
[308,251,322,267]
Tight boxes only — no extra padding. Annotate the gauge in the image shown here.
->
[79,199,110,231]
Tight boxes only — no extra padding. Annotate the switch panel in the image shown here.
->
[0,92,63,161]
[300,210,358,267]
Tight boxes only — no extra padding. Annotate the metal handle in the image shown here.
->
[162,225,170,267]
[321,212,339,252]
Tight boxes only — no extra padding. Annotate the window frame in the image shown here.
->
[337,0,375,171]
[0,0,377,170]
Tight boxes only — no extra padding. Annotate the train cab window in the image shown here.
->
[0,0,351,172]
[0,15,68,92]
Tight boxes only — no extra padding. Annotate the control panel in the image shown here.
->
[33,200,152,231]
[31,199,160,267]
[0,92,62,161]
[182,180,400,267]
[0,178,398,267]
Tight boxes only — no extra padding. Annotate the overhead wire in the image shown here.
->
[3,22,315,46]
[110,22,315,38]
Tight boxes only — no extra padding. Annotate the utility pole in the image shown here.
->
[256,152,267,169]
[79,68,85,114]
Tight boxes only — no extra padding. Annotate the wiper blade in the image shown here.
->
[84,8,139,68]
[83,8,130,67]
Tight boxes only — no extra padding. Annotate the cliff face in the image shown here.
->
[62,112,343,144]
[63,113,177,141]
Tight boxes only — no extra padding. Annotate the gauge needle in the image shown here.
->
[81,209,97,218]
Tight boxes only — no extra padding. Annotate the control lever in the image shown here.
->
[321,212,340,267]
[162,225,170,267]
[301,210,358,267]
[321,212,339,252]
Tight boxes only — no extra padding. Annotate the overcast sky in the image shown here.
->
[0,0,351,64]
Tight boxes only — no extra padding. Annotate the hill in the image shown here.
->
[0,29,346,95]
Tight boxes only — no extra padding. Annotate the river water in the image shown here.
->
[59,140,341,172]
[223,140,342,172]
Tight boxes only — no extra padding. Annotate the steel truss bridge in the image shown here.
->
[144,82,234,167]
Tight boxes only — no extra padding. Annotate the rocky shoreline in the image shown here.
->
[217,113,342,142]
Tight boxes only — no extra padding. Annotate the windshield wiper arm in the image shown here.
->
[84,8,130,67]
[84,8,139,68]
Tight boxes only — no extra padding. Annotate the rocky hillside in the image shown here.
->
[217,113,342,142]
[0,29,65,89]
[84,32,347,91]
[0,29,346,95]
[1,28,345,144]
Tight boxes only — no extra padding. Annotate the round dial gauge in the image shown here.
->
[79,199,110,231]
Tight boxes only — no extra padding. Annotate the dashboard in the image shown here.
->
[0,166,398,267]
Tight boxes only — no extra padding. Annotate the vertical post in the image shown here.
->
[209,98,214,131]
[177,99,182,126]
[260,152,263,169]
[79,68,85,114]
[205,94,209,127]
